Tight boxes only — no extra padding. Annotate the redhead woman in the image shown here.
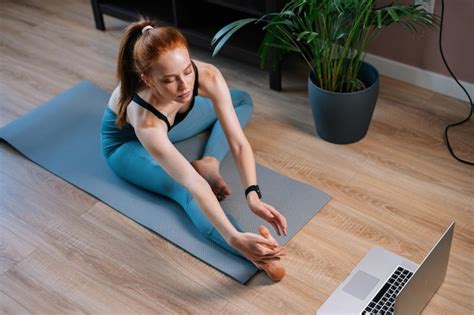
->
[101,18,287,281]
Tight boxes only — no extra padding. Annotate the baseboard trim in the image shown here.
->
[364,53,473,104]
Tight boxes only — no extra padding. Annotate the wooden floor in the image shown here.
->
[1,0,473,314]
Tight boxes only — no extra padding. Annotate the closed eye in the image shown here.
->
[162,65,193,84]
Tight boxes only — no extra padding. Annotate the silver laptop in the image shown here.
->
[317,221,455,314]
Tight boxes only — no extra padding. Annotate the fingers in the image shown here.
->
[272,247,286,257]
[275,213,287,236]
[257,235,278,248]
[256,245,278,256]
[265,245,286,255]
[250,234,278,251]
[242,233,286,262]
[266,204,287,236]
[261,207,274,220]
[261,246,286,258]
[271,221,281,236]
[253,246,286,261]
[279,212,288,236]
[253,238,285,256]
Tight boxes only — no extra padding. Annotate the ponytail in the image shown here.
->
[115,18,159,128]
[115,18,189,128]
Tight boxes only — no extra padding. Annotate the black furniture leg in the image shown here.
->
[270,62,282,91]
[91,0,105,31]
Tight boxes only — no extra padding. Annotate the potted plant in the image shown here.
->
[211,0,438,144]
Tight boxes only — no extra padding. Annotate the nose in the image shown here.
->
[177,76,188,91]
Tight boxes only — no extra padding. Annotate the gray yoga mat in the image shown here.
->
[0,81,331,284]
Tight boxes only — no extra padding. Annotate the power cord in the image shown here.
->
[439,0,473,165]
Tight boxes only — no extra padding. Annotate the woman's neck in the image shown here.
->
[136,87,185,116]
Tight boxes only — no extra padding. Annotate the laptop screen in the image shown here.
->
[394,222,455,313]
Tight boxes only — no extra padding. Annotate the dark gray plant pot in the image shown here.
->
[308,61,379,144]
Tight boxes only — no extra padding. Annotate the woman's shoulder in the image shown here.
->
[193,59,220,79]
[110,83,167,129]
[107,84,136,127]
[107,84,121,114]
[192,60,224,98]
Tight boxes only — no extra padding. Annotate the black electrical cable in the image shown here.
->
[439,0,473,165]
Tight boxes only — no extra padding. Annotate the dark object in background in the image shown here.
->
[90,0,286,91]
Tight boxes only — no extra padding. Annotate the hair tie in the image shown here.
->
[141,25,153,34]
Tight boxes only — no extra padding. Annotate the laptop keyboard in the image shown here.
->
[362,266,414,314]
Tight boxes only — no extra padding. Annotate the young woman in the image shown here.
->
[100,18,287,280]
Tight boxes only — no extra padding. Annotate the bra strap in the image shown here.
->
[132,94,171,131]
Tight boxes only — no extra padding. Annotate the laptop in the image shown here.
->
[317,221,455,314]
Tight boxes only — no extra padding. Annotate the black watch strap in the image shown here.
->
[245,185,262,199]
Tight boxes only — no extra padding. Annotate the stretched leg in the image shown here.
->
[105,140,245,257]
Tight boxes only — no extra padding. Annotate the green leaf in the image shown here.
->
[263,19,295,30]
[387,8,400,22]
[264,42,299,52]
[212,20,255,56]
[296,31,318,42]
[335,31,346,41]
[211,18,256,46]
[296,31,312,41]
[280,10,296,17]
[306,32,318,44]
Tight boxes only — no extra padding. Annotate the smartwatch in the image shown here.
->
[245,184,262,199]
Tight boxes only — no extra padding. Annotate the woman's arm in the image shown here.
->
[135,122,282,260]
[199,63,287,236]
[198,64,258,199]
[135,123,239,243]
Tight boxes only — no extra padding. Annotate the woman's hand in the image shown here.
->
[230,232,286,264]
[248,198,287,236]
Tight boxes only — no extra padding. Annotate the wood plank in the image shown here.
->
[0,268,88,314]
[0,289,33,315]
[0,226,36,275]
[1,249,142,314]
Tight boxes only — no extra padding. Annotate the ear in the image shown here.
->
[140,73,152,88]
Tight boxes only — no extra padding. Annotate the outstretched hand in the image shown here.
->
[249,199,287,236]
[230,232,285,264]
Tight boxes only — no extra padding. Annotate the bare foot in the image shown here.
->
[256,225,286,282]
[191,156,231,201]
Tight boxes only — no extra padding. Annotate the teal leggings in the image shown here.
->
[104,89,253,257]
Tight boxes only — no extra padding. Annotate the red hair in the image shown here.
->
[115,18,189,128]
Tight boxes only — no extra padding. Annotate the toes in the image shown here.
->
[217,181,231,197]
[210,177,231,201]
[212,185,220,195]
[218,190,225,201]
[215,185,229,199]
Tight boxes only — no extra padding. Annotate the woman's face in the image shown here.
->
[143,46,195,104]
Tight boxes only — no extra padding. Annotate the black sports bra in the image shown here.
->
[132,61,199,132]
